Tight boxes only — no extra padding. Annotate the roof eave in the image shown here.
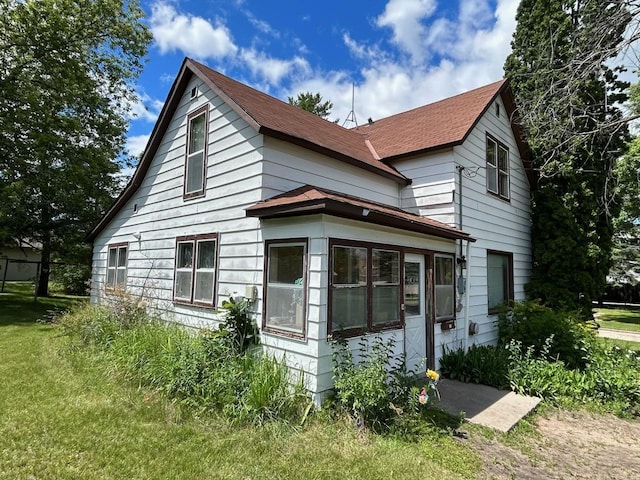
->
[247,198,473,242]
[85,58,196,242]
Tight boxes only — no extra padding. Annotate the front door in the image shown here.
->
[404,253,431,373]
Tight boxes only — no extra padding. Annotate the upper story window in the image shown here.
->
[106,243,127,289]
[486,134,510,200]
[174,234,218,307]
[264,240,307,337]
[184,105,208,199]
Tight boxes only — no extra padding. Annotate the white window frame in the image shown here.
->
[184,105,208,199]
[173,234,218,307]
[106,243,127,289]
[486,134,510,200]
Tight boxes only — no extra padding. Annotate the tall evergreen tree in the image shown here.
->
[0,0,152,296]
[504,0,632,312]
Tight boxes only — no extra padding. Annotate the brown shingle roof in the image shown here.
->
[246,185,473,242]
[188,59,408,184]
[359,80,507,160]
[87,57,528,242]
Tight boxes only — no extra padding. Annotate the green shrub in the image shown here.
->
[50,263,91,295]
[498,300,596,369]
[219,296,260,353]
[331,336,416,432]
[506,338,640,416]
[439,344,510,389]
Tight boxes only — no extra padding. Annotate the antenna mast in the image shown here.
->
[342,83,358,128]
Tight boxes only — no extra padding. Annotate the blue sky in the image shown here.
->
[126,0,522,157]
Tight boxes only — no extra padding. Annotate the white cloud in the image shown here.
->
[376,0,437,62]
[150,2,238,59]
[127,90,164,123]
[240,48,310,85]
[290,0,520,124]
[126,134,150,159]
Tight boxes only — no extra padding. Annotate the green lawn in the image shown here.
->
[0,282,480,480]
[594,308,640,333]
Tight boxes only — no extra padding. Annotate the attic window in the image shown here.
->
[495,103,500,117]
[190,87,198,100]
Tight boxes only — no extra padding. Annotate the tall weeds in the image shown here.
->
[56,298,311,426]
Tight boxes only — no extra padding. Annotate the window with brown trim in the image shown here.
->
[486,134,510,200]
[106,243,128,289]
[487,250,514,313]
[263,240,307,337]
[434,254,454,321]
[174,234,218,307]
[329,239,402,336]
[184,105,208,199]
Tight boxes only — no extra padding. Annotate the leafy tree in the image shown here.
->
[504,0,633,312]
[0,0,152,296]
[288,92,336,121]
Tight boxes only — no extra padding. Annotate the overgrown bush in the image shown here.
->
[219,296,260,353]
[50,263,91,295]
[439,344,510,389]
[331,336,422,432]
[498,300,596,369]
[57,298,311,426]
[507,338,640,416]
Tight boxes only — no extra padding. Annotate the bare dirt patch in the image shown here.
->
[468,409,640,479]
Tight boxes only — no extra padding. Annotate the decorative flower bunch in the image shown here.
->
[418,369,441,404]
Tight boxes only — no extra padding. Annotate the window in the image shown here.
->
[184,106,208,198]
[486,135,509,200]
[174,234,218,307]
[404,261,421,316]
[264,240,307,336]
[434,254,454,320]
[106,244,127,289]
[487,251,513,313]
[329,240,401,336]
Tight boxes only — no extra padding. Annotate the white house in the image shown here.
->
[87,58,533,401]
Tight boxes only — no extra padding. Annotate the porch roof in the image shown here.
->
[246,185,474,242]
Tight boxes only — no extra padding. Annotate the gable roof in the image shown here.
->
[86,57,531,241]
[246,185,474,242]
[361,80,507,160]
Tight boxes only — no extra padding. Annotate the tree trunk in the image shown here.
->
[37,233,51,297]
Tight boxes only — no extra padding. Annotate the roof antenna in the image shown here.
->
[342,83,358,128]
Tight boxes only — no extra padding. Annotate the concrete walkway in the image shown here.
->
[434,379,541,433]
[598,328,640,343]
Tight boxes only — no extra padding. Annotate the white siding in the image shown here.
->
[392,95,532,356]
[262,137,402,206]
[91,75,265,329]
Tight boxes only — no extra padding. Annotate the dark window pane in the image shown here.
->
[197,240,216,269]
[404,262,421,316]
[332,246,367,285]
[177,243,193,268]
[268,245,304,284]
[189,113,206,153]
[373,249,399,284]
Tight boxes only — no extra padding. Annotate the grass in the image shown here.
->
[597,336,640,351]
[594,308,640,333]
[0,282,481,479]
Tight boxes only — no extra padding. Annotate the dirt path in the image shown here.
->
[468,409,640,479]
